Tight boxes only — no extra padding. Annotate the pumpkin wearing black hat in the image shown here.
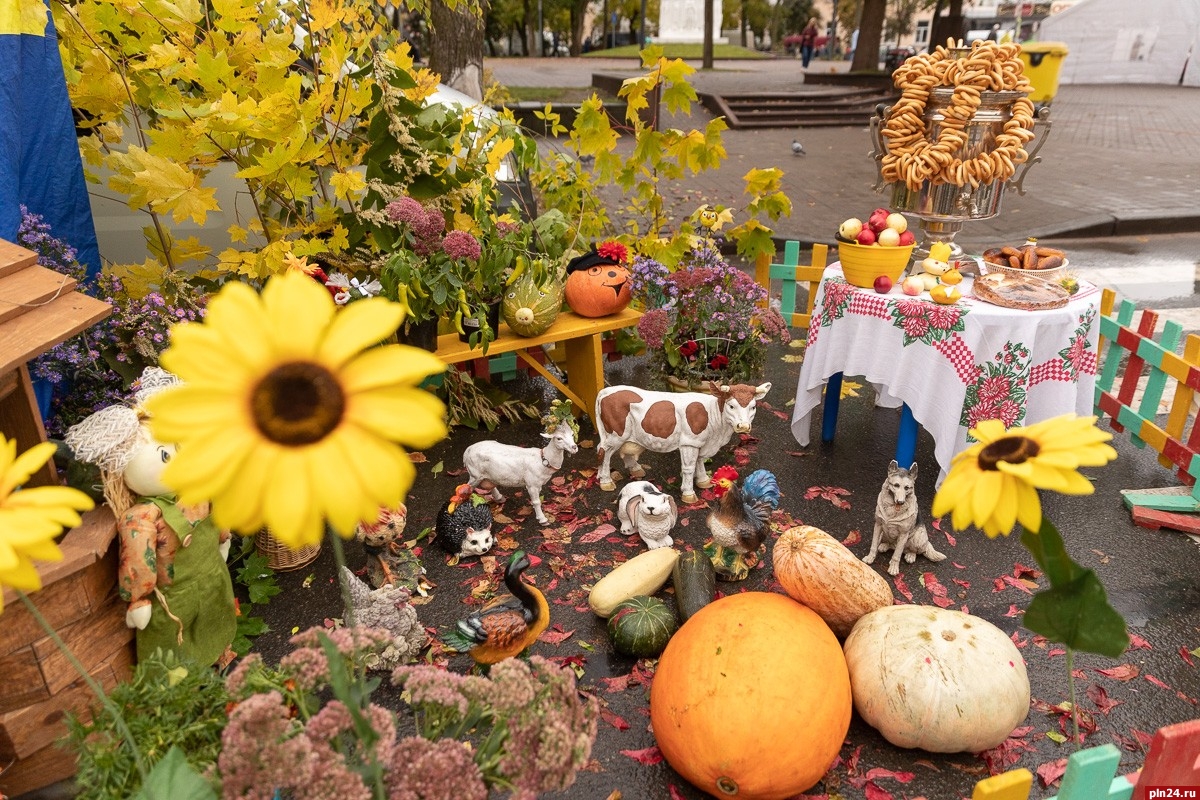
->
[564,241,633,318]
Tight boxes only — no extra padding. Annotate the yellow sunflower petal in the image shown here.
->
[334,424,416,510]
[262,451,324,549]
[159,424,256,501]
[7,485,94,512]
[341,345,447,391]
[997,458,1070,492]
[302,438,372,538]
[1054,469,1098,495]
[0,559,45,591]
[261,271,333,358]
[147,386,249,441]
[206,446,282,535]
[1014,479,1043,532]
[347,388,448,449]
[972,470,1004,527]
[319,298,406,367]
[1,442,57,495]
[159,324,256,384]
[991,475,1018,536]
[971,419,1008,443]
[201,282,277,368]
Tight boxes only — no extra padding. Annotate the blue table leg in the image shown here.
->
[821,372,843,442]
[895,403,918,468]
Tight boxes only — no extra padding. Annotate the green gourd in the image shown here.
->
[607,596,678,658]
[502,262,563,337]
[672,549,716,622]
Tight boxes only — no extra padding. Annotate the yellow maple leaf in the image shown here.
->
[1,0,51,35]
[484,137,515,179]
[329,168,366,202]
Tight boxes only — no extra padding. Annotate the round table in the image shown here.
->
[790,264,1102,482]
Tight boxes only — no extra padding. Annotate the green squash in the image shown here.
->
[502,264,563,337]
[672,549,716,623]
[607,595,678,658]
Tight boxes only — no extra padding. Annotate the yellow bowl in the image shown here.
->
[836,241,916,288]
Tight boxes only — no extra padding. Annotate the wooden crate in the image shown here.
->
[0,508,133,798]
[0,239,122,797]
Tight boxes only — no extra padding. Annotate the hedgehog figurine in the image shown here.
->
[435,484,495,558]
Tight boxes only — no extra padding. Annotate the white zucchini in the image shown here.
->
[588,547,680,618]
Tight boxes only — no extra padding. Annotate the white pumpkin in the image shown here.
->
[842,605,1030,753]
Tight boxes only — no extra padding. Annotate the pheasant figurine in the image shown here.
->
[705,466,781,581]
[441,550,548,665]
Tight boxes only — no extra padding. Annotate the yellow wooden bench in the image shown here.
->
[432,306,642,426]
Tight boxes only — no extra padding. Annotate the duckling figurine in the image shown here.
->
[441,550,549,665]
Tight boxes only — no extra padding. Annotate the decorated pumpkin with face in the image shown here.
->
[564,243,632,318]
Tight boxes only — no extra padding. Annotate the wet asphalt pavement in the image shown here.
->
[240,318,1200,799]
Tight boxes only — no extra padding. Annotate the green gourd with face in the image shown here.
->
[502,262,563,337]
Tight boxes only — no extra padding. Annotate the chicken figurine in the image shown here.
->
[704,466,780,581]
[440,550,548,666]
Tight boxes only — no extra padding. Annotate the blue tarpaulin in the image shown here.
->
[1,0,100,279]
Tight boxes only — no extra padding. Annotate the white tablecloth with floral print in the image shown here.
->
[790,264,1102,481]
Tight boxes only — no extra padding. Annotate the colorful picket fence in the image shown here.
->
[971,718,1200,800]
[1094,288,1200,522]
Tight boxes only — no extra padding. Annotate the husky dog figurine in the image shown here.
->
[864,461,946,575]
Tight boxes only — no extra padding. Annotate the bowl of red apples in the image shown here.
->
[835,208,916,290]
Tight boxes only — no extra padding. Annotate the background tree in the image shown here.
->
[485,0,528,55]
[884,0,922,44]
[777,0,818,45]
[928,0,965,50]
[431,1,486,99]
[849,0,886,70]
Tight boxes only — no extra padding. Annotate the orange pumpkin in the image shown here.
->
[563,252,632,318]
[650,592,851,799]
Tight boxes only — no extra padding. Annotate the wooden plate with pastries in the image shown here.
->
[971,271,1071,311]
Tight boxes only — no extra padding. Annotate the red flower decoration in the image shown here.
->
[708,353,729,370]
[597,240,628,263]
[679,340,699,358]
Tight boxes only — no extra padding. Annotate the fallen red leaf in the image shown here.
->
[578,524,618,544]
[1127,632,1152,650]
[921,572,954,608]
[842,529,862,546]
[620,746,663,765]
[537,626,575,645]
[1004,604,1023,617]
[599,707,630,731]
[1096,664,1140,681]
[1144,673,1172,690]
[1181,646,1196,667]
[893,572,913,601]
[863,784,895,800]
[668,785,687,800]
[598,674,632,692]
[1036,757,1068,788]
[1087,683,1125,715]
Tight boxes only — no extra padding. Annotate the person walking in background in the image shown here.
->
[987,23,1001,41]
[798,18,820,68]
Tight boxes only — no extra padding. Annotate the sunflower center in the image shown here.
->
[251,362,345,446]
[978,435,1040,470]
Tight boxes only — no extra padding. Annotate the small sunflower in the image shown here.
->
[145,271,448,550]
[0,436,95,613]
[931,414,1117,538]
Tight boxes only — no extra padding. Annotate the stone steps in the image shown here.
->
[699,87,897,128]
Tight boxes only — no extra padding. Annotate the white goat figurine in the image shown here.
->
[463,410,579,526]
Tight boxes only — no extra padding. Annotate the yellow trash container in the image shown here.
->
[1019,42,1069,106]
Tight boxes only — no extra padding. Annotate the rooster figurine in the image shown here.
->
[440,550,549,666]
[705,466,780,581]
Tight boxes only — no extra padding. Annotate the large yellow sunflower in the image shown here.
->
[145,271,448,550]
[931,414,1117,538]
[0,436,95,613]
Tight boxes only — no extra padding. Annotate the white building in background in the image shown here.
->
[657,0,728,43]
[1037,0,1200,85]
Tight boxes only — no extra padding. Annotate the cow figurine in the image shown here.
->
[595,382,772,504]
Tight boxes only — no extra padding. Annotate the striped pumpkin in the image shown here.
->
[771,525,894,638]
[607,595,677,658]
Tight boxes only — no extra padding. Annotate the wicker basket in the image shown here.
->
[255,530,322,572]
[979,259,1068,285]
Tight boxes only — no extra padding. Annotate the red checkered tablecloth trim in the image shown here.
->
[934,335,977,385]
[848,292,891,319]
[1080,350,1098,376]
